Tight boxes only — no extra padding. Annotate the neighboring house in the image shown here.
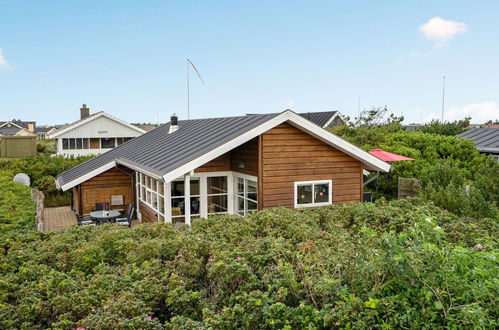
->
[56,109,390,225]
[49,104,147,156]
[458,127,499,162]
[35,126,57,140]
[0,120,37,136]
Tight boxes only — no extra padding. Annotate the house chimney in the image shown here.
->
[80,104,90,119]
[168,113,179,134]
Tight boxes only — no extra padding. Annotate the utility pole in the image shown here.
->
[441,75,446,122]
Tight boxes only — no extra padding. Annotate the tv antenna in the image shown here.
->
[186,58,204,120]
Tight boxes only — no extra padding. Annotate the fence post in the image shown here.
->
[31,189,45,232]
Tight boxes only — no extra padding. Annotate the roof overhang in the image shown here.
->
[162,110,390,183]
[322,112,344,128]
[59,161,116,191]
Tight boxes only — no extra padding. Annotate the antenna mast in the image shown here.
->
[186,58,204,120]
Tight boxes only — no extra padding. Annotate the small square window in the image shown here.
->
[295,180,332,208]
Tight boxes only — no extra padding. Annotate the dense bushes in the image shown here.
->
[0,155,92,207]
[332,111,499,219]
[0,199,497,328]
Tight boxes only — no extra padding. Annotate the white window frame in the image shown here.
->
[294,180,333,208]
[234,176,258,216]
[135,170,255,225]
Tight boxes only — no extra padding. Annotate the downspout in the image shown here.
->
[363,171,380,186]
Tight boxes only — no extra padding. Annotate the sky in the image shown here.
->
[1,0,498,125]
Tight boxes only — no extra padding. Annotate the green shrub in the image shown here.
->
[0,200,497,329]
[0,155,93,207]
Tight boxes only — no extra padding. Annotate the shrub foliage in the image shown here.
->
[0,198,497,329]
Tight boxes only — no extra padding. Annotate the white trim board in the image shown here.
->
[49,112,146,138]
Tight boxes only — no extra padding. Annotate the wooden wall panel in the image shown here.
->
[261,122,362,209]
[194,153,231,173]
[78,167,133,214]
[139,201,157,223]
[230,137,258,176]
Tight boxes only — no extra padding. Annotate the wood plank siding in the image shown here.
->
[260,122,362,208]
[194,138,258,175]
[194,153,231,173]
[74,166,134,214]
[230,137,258,176]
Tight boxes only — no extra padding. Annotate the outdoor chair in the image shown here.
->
[115,204,134,227]
[75,213,96,226]
[110,195,125,212]
[95,202,109,211]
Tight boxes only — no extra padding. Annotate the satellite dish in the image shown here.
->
[13,173,31,187]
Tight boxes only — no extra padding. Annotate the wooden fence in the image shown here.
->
[0,136,37,157]
[31,189,45,232]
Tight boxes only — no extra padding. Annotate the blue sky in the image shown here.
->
[1,0,498,125]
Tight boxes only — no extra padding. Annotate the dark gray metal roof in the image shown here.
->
[299,111,338,127]
[57,113,279,187]
[458,128,499,153]
[0,127,23,135]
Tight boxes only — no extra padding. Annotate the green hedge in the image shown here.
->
[0,199,497,329]
[0,155,93,207]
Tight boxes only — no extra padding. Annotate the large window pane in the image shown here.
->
[62,139,69,150]
[171,181,185,196]
[208,195,228,213]
[207,176,227,194]
[190,178,200,195]
[314,184,329,203]
[101,138,115,148]
[191,196,200,215]
[171,198,185,216]
[246,179,257,201]
[236,196,245,215]
[69,138,76,150]
[76,138,83,149]
[247,200,258,212]
[237,178,244,196]
[82,138,89,149]
[297,185,313,205]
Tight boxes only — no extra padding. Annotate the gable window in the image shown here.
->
[294,180,332,208]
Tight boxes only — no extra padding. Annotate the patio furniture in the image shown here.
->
[89,210,121,225]
[95,202,109,211]
[115,204,134,227]
[110,195,125,212]
[75,213,96,226]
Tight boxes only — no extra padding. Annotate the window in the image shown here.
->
[69,138,76,150]
[117,137,133,146]
[294,180,332,208]
[235,177,258,215]
[82,138,89,149]
[137,173,166,223]
[62,138,69,150]
[101,138,115,149]
[207,176,228,214]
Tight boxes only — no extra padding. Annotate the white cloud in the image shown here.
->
[425,102,499,123]
[420,17,467,45]
[0,48,11,69]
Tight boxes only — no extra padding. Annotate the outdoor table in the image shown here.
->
[89,210,121,225]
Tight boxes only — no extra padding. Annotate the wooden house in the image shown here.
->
[55,110,390,224]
